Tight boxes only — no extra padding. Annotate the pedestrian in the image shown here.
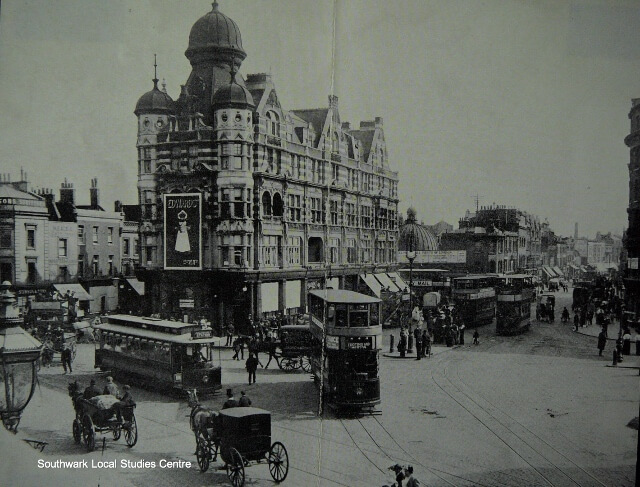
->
[404,465,421,487]
[473,329,480,345]
[459,323,465,345]
[222,389,238,409]
[226,323,234,346]
[61,343,73,373]
[398,328,407,358]
[622,329,632,355]
[246,352,260,384]
[232,338,242,360]
[616,336,624,362]
[414,327,422,360]
[264,336,280,369]
[597,329,607,356]
[573,313,579,331]
[238,390,252,407]
[103,376,120,397]
[422,330,431,357]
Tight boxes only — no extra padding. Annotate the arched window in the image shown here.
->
[266,111,280,137]
[308,237,324,263]
[332,131,339,153]
[261,192,272,216]
[272,193,283,217]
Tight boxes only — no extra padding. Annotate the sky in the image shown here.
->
[1,0,639,238]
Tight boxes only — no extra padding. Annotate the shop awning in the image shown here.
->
[374,273,401,293]
[125,278,145,296]
[52,283,93,301]
[388,272,410,293]
[553,266,563,277]
[541,267,555,278]
[360,274,382,298]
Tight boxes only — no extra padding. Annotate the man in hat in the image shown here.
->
[103,376,120,397]
[83,379,101,399]
[238,390,252,407]
[404,465,421,486]
[222,389,238,409]
[113,385,135,423]
[61,343,73,373]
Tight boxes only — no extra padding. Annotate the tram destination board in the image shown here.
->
[191,329,213,339]
[344,336,373,350]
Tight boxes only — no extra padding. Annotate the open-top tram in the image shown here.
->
[307,289,382,412]
[495,274,535,335]
[94,314,222,394]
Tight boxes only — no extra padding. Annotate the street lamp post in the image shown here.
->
[407,250,417,353]
[0,281,42,432]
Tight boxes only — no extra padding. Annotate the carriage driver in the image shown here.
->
[83,379,101,400]
[112,385,136,423]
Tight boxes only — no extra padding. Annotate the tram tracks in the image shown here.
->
[430,359,607,487]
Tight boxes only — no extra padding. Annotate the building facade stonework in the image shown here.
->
[134,4,399,330]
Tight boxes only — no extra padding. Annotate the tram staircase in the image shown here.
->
[382,300,405,327]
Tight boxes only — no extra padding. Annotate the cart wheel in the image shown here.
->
[300,356,311,373]
[280,357,297,371]
[124,414,138,447]
[196,438,210,472]
[226,447,245,487]
[113,425,121,441]
[268,441,289,482]
[82,415,95,452]
[72,419,81,444]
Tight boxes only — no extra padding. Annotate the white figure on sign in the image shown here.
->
[175,210,191,253]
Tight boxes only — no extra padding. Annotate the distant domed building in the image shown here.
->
[134,3,400,330]
[399,208,438,251]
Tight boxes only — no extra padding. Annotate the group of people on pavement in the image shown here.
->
[387,464,421,486]
[222,389,253,409]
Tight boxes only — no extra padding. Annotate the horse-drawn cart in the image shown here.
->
[194,407,289,487]
[68,383,137,451]
[277,324,313,372]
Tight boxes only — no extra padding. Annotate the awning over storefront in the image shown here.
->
[360,274,382,298]
[374,273,401,293]
[125,278,145,296]
[261,282,279,312]
[388,272,410,292]
[553,267,563,277]
[541,267,555,279]
[52,283,93,301]
[594,263,618,273]
[285,280,301,309]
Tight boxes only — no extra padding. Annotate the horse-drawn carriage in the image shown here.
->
[536,294,556,323]
[40,330,77,368]
[68,382,137,451]
[277,324,313,372]
[189,392,289,487]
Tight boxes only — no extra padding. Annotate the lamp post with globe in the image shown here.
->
[0,281,42,432]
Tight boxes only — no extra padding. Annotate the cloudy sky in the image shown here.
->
[1,0,639,238]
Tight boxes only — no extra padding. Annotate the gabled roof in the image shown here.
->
[348,129,375,162]
[291,108,329,147]
[0,184,40,200]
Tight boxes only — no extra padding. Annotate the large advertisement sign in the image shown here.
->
[399,250,466,264]
[164,193,202,270]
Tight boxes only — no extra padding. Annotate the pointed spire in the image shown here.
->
[153,54,159,89]
[212,1,219,11]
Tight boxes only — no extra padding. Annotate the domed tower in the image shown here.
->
[212,69,255,267]
[183,2,247,124]
[399,208,438,252]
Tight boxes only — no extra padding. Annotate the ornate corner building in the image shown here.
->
[624,99,640,317]
[134,4,399,329]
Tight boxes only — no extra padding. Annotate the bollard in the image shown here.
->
[408,335,413,354]
[389,334,395,354]
[612,349,618,366]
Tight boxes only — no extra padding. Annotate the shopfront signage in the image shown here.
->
[164,193,202,270]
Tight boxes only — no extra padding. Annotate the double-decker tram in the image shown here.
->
[399,268,452,298]
[495,274,535,335]
[452,275,497,327]
[307,289,382,412]
[94,315,222,394]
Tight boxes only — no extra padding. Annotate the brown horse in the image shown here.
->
[187,389,218,444]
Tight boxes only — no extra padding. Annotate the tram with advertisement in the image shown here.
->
[451,275,497,327]
[307,289,382,412]
[94,315,222,394]
[495,274,535,335]
[399,268,452,299]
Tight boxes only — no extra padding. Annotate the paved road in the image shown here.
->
[7,288,639,486]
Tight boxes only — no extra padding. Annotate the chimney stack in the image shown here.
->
[90,177,99,208]
[60,179,75,205]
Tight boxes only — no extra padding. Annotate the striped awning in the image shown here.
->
[360,274,382,298]
[374,273,401,293]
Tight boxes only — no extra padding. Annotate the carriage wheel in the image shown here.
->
[113,425,121,441]
[196,438,210,473]
[280,357,298,371]
[300,356,311,373]
[124,414,138,447]
[226,447,245,487]
[72,419,81,444]
[82,415,95,452]
[268,441,289,483]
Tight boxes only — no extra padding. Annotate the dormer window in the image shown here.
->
[266,111,280,137]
